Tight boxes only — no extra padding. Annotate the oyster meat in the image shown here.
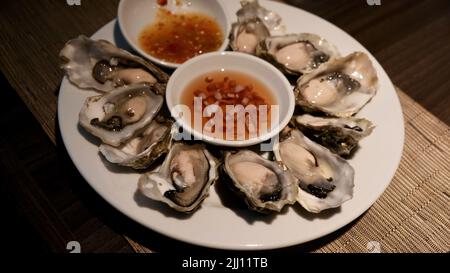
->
[274,128,354,213]
[60,35,169,92]
[293,114,374,156]
[295,52,379,117]
[223,150,298,213]
[230,0,284,55]
[79,83,163,146]
[138,143,220,213]
[256,33,340,76]
[99,117,173,169]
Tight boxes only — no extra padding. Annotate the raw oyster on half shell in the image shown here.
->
[274,128,354,213]
[293,114,374,156]
[138,143,220,213]
[223,150,298,213]
[99,117,173,169]
[60,35,169,92]
[295,52,378,117]
[256,33,340,76]
[229,0,284,55]
[79,83,163,147]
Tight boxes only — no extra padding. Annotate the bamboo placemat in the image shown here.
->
[125,89,450,253]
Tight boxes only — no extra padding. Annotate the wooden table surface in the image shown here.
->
[0,0,449,253]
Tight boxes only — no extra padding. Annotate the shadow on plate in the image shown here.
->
[78,123,142,174]
[77,123,152,175]
[132,173,288,224]
[98,151,150,175]
[213,178,288,225]
[343,145,361,160]
[292,203,341,220]
[133,189,193,220]
[113,21,134,52]
[77,123,101,146]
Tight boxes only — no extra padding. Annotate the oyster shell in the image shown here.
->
[274,128,354,213]
[229,0,284,55]
[295,52,378,117]
[223,150,298,213]
[99,117,173,169]
[138,143,220,213]
[256,33,340,76]
[293,114,374,156]
[79,83,163,147]
[60,35,169,92]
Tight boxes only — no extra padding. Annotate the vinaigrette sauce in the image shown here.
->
[182,70,276,140]
[139,9,223,64]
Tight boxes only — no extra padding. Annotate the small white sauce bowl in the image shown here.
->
[118,0,231,69]
[166,51,295,147]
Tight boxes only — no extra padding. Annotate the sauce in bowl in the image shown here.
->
[139,9,224,64]
[182,70,276,140]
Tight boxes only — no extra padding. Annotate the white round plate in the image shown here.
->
[58,0,404,250]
